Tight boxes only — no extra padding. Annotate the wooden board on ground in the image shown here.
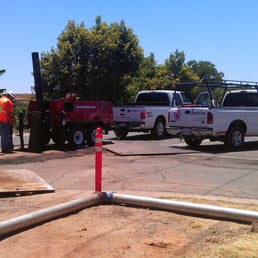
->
[0,169,54,197]
[103,140,193,156]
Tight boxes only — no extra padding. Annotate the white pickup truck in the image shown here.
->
[167,81,258,149]
[112,90,191,139]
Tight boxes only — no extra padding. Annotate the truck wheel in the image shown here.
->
[42,126,51,146]
[184,137,202,148]
[151,118,165,139]
[225,126,244,149]
[51,126,67,146]
[68,127,85,147]
[114,127,128,140]
[86,126,97,147]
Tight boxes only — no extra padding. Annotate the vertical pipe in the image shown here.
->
[28,111,44,152]
[31,52,43,109]
[18,111,24,150]
[31,52,48,151]
[95,127,103,192]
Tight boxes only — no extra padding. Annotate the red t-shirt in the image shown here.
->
[0,97,14,123]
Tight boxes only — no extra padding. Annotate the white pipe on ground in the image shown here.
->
[2,192,258,239]
[111,193,258,224]
[0,193,101,238]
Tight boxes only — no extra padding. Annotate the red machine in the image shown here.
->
[28,97,113,147]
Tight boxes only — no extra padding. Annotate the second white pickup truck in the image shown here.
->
[113,90,191,139]
[167,81,258,149]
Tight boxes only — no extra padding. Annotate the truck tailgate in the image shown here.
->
[112,105,143,122]
[169,107,210,127]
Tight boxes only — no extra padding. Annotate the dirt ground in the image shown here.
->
[1,148,258,257]
[1,189,258,258]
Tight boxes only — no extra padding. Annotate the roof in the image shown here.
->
[14,94,34,101]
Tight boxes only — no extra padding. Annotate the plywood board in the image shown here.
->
[0,169,54,196]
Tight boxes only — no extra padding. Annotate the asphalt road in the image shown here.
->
[3,131,258,203]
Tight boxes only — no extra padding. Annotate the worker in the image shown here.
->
[0,91,15,153]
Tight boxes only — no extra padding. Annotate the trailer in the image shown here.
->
[28,96,113,148]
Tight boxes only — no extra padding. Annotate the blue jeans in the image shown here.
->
[0,122,13,151]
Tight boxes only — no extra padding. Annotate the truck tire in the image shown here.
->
[225,126,244,149]
[86,126,97,147]
[42,126,51,146]
[184,136,202,148]
[68,127,85,147]
[51,126,67,146]
[114,127,128,140]
[151,118,166,139]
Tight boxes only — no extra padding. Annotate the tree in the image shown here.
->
[39,18,225,103]
[187,60,224,81]
[89,18,143,102]
[40,17,143,103]
[40,21,93,99]
[165,49,185,80]
[127,53,157,98]
[164,49,199,83]
[128,50,201,99]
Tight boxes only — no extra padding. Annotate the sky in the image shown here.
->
[1,0,258,93]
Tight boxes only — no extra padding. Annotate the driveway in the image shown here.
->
[1,131,258,202]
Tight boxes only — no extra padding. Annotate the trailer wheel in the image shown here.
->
[86,126,98,147]
[184,136,202,148]
[151,118,166,139]
[43,126,51,146]
[51,126,67,146]
[68,127,85,147]
[225,126,244,149]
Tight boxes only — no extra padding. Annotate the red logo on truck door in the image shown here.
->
[174,109,181,119]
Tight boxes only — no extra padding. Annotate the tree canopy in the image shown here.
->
[40,17,143,103]
[127,49,224,101]
[39,16,224,103]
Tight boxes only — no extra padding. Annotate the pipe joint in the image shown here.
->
[101,192,114,204]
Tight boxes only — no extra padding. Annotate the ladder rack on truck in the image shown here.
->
[175,79,258,89]
[174,80,258,109]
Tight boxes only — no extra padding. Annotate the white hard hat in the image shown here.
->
[7,91,15,99]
